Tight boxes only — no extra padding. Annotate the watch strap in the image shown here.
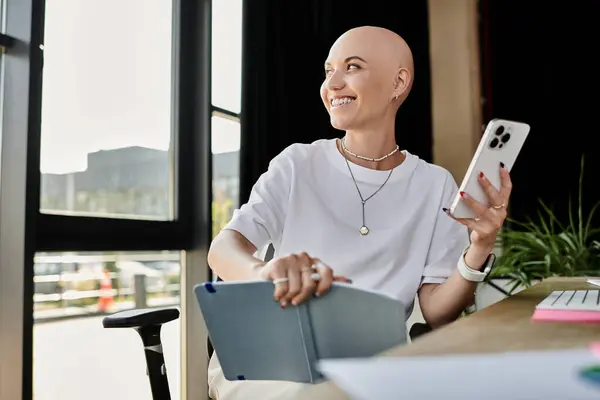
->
[457,247,495,282]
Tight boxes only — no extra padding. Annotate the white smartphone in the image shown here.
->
[449,118,530,219]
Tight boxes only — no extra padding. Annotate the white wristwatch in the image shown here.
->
[457,247,495,282]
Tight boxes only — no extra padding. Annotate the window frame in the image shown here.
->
[0,0,44,398]
[1,1,214,399]
[33,0,213,253]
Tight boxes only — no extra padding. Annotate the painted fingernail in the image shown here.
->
[442,207,448,212]
[500,162,505,168]
[281,300,287,308]
[460,191,467,198]
[479,171,484,179]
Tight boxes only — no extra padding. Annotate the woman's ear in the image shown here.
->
[392,67,412,101]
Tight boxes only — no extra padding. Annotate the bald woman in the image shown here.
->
[207,26,511,399]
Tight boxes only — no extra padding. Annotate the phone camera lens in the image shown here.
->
[501,133,510,143]
[489,138,499,148]
[495,126,505,136]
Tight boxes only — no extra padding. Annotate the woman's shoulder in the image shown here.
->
[271,139,334,166]
[410,156,459,191]
[409,155,454,180]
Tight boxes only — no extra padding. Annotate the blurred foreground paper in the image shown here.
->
[318,348,600,400]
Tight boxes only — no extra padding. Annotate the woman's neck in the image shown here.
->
[339,128,405,171]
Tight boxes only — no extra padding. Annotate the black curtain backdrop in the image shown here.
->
[239,0,432,205]
[480,0,600,226]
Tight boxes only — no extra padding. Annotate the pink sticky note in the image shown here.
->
[532,309,600,324]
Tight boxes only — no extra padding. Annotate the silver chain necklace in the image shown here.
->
[343,150,394,236]
[341,137,399,162]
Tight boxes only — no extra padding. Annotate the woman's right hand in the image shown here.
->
[257,252,351,308]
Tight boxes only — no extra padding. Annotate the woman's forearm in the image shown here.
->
[207,229,265,281]
[419,244,493,328]
[419,274,477,328]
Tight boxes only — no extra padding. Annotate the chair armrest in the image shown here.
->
[102,308,179,329]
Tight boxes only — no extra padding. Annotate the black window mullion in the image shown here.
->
[35,215,191,251]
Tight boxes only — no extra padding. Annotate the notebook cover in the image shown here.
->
[194,280,408,383]
[194,280,315,382]
[307,282,407,380]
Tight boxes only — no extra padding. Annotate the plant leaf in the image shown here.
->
[493,154,600,289]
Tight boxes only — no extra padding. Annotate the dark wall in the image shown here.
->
[240,0,432,204]
[480,0,600,226]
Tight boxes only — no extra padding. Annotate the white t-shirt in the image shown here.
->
[224,138,470,314]
[209,138,470,399]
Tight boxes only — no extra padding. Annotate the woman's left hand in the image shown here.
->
[447,163,512,248]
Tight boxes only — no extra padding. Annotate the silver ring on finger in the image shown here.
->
[312,261,327,270]
[273,277,289,285]
[473,216,481,222]
[300,265,320,280]
[492,203,506,210]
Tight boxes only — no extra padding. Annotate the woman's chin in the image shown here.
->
[330,116,356,131]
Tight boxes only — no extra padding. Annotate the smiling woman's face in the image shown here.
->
[320,27,413,132]
[320,36,392,131]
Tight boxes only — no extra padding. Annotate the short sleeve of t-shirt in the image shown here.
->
[421,170,470,284]
[223,145,296,251]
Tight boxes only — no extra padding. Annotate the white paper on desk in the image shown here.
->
[318,348,600,400]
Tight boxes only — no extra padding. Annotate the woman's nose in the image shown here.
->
[326,71,345,91]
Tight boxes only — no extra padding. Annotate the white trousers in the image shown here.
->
[208,353,310,400]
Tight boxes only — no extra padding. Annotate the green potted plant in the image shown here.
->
[488,157,600,294]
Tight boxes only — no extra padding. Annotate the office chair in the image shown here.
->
[100,244,274,399]
[101,242,433,400]
[100,302,431,400]
[102,308,180,400]
[409,322,433,340]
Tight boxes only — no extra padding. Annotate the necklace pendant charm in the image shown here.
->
[359,226,370,236]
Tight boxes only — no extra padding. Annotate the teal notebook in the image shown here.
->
[194,280,407,383]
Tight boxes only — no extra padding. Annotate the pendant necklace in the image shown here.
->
[341,138,395,236]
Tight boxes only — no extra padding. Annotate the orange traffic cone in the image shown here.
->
[98,269,114,312]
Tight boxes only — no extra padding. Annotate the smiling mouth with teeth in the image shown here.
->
[331,97,356,108]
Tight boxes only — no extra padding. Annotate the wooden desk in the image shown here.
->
[294,277,600,399]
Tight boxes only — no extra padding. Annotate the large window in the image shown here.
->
[40,0,175,221]
[33,1,187,399]
[211,0,243,237]
[2,0,214,398]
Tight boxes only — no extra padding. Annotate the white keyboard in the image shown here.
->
[536,290,600,311]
